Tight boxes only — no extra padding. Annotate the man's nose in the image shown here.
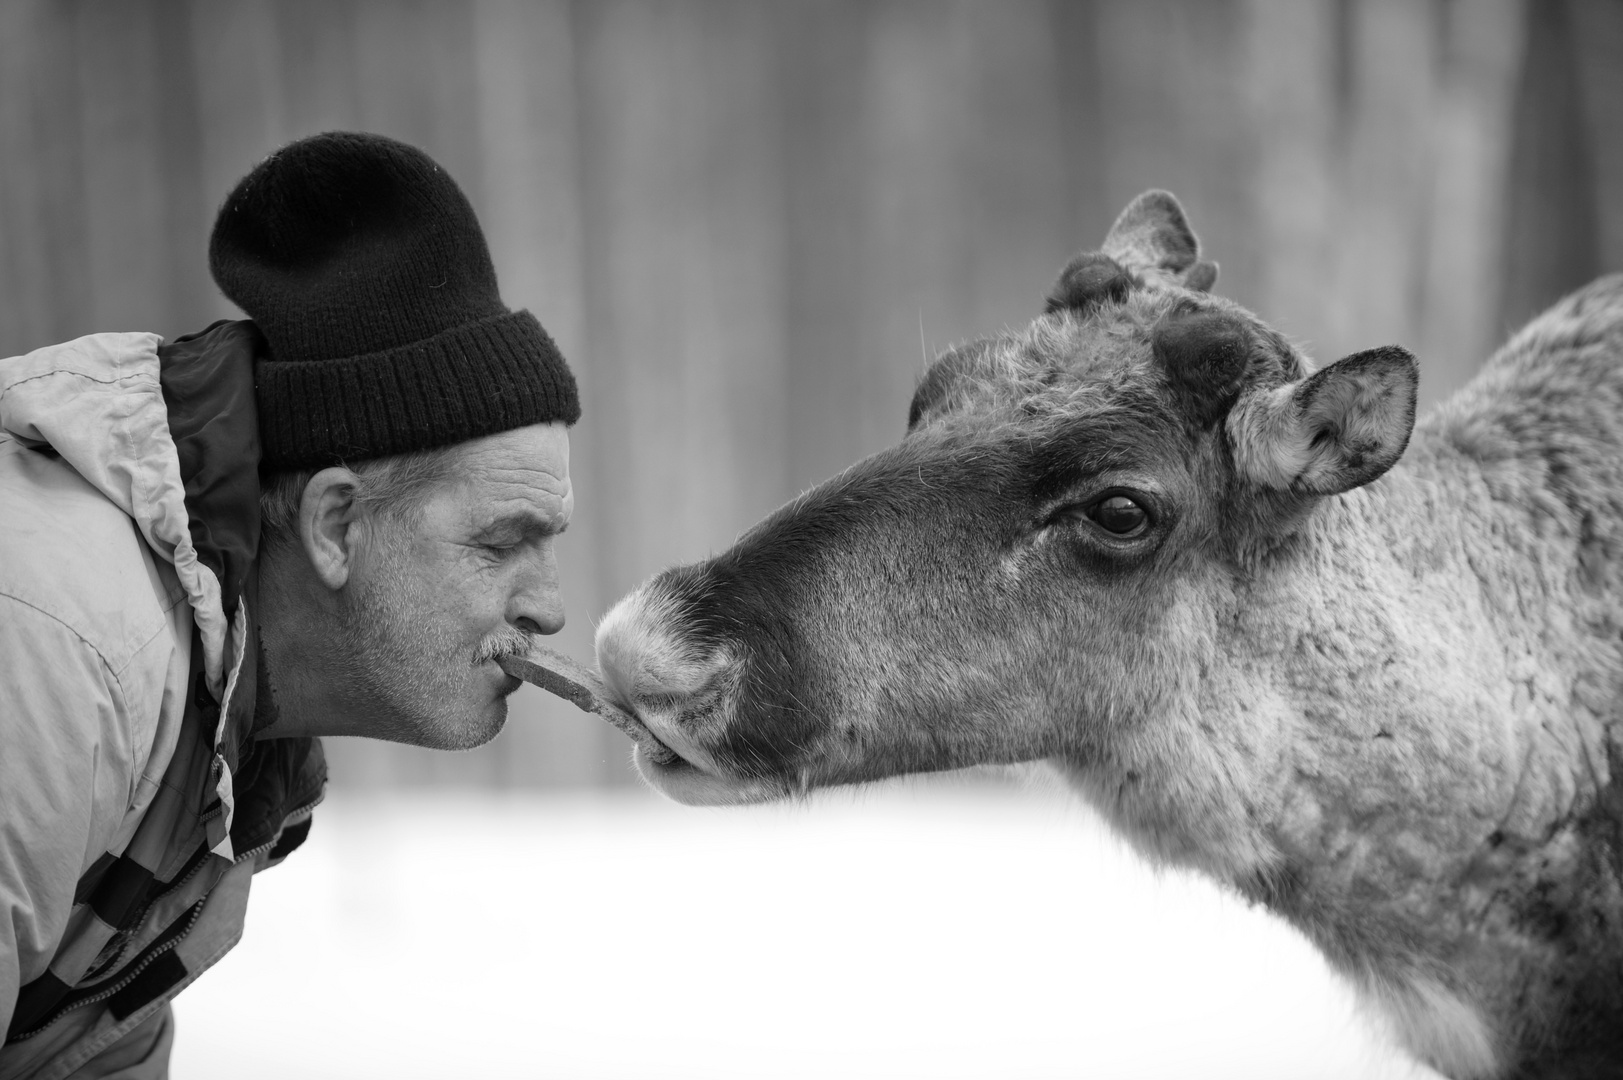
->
[509,547,566,635]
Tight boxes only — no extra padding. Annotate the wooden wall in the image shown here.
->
[3,0,1618,789]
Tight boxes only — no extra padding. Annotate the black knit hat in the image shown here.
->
[209,131,580,471]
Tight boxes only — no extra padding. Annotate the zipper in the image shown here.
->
[8,902,206,1041]
[227,794,321,868]
[8,791,326,1043]
[76,841,214,985]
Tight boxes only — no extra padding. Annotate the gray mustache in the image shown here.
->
[475,625,535,666]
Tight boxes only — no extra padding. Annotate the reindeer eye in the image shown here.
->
[1087,495,1149,536]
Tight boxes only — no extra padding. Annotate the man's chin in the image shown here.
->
[441,702,509,750]
[388,698,509,751]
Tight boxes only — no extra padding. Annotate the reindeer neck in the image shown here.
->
[1242,349,1623,1079]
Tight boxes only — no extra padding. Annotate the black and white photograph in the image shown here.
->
[1,2,1620,1078]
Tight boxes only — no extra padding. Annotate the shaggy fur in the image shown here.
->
[597,191,1623,1080]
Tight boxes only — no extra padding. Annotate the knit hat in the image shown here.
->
[209,131,580,471]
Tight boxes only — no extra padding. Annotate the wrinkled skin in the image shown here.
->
[597,193,1623,1080]
[258,422,573,749]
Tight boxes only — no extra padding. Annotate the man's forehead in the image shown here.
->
[455,423,569,472]
[450,423,573,508]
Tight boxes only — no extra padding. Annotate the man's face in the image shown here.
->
[337,422,573,750]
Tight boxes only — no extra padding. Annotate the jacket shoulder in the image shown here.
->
[0,435,185,675]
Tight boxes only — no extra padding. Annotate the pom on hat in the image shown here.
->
[210,131,580,471]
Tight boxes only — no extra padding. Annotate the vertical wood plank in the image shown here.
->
[0,0,89,353]
[188,0,294,326]
[1570,0,1623,274]
[272,0,361,136]
[1321,0,1439,367]
[855,1,994,455]
[1415,0,1523,405]
[1241,0,1523,404]
[1047,0,1111,250]
[1500,0,1602,334]
[1238,0,1339,346]
[777,0,879,493]
[73,0,173,333]
[149,0,214,339]
[351,0,482,173]
[938,4,1079,345]
[575,0,790,598]
[837,1,1074,470]
[1097,0,1258,306]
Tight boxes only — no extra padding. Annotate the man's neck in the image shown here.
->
[254,540,345,739]
[251,627,283,737]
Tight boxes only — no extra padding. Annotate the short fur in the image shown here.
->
[597,191,1623,1080]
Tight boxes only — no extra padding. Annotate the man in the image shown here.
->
[0,132,579,1078]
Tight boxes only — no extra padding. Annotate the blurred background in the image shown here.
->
[4,0,1621,788]
[1,1,1619,1076]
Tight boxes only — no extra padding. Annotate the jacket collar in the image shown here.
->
[1,320,276,856]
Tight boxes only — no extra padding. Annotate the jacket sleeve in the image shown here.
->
[0,594,138,1037]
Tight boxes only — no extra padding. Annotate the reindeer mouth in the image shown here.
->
[619,674,792,806]
[596,584,795,805]
[631,742,786,806]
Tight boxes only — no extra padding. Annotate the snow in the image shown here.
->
[171,779,1441,1079]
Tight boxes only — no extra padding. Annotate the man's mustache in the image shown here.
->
[474,624,535,666]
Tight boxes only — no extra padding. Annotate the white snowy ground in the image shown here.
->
[171,778,1444,1080]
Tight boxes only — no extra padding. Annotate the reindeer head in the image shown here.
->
[597,191,1419,848]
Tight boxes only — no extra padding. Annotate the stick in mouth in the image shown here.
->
[498,643,681,766]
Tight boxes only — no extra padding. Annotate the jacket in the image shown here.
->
[0,322,326,1079]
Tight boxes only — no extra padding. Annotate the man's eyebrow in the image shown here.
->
[475,510,569,538]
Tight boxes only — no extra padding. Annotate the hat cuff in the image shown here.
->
[254,310,580,472]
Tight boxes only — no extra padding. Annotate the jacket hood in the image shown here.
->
[0,321,269,856]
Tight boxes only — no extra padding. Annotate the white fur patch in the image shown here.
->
[1362,974,1499,1079]
[1228,383,1315,490]
[597,586,708,700]
[596,583,734,777]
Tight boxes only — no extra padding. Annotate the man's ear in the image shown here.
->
[298,467,364,590]
[1101,190,1219,292]
[1228,346,1418,496]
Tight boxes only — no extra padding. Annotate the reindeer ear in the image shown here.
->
[1228,346,1418,496]
[1102,190,1218,292]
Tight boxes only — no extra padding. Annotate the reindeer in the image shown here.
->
[595,191,1623,1080]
